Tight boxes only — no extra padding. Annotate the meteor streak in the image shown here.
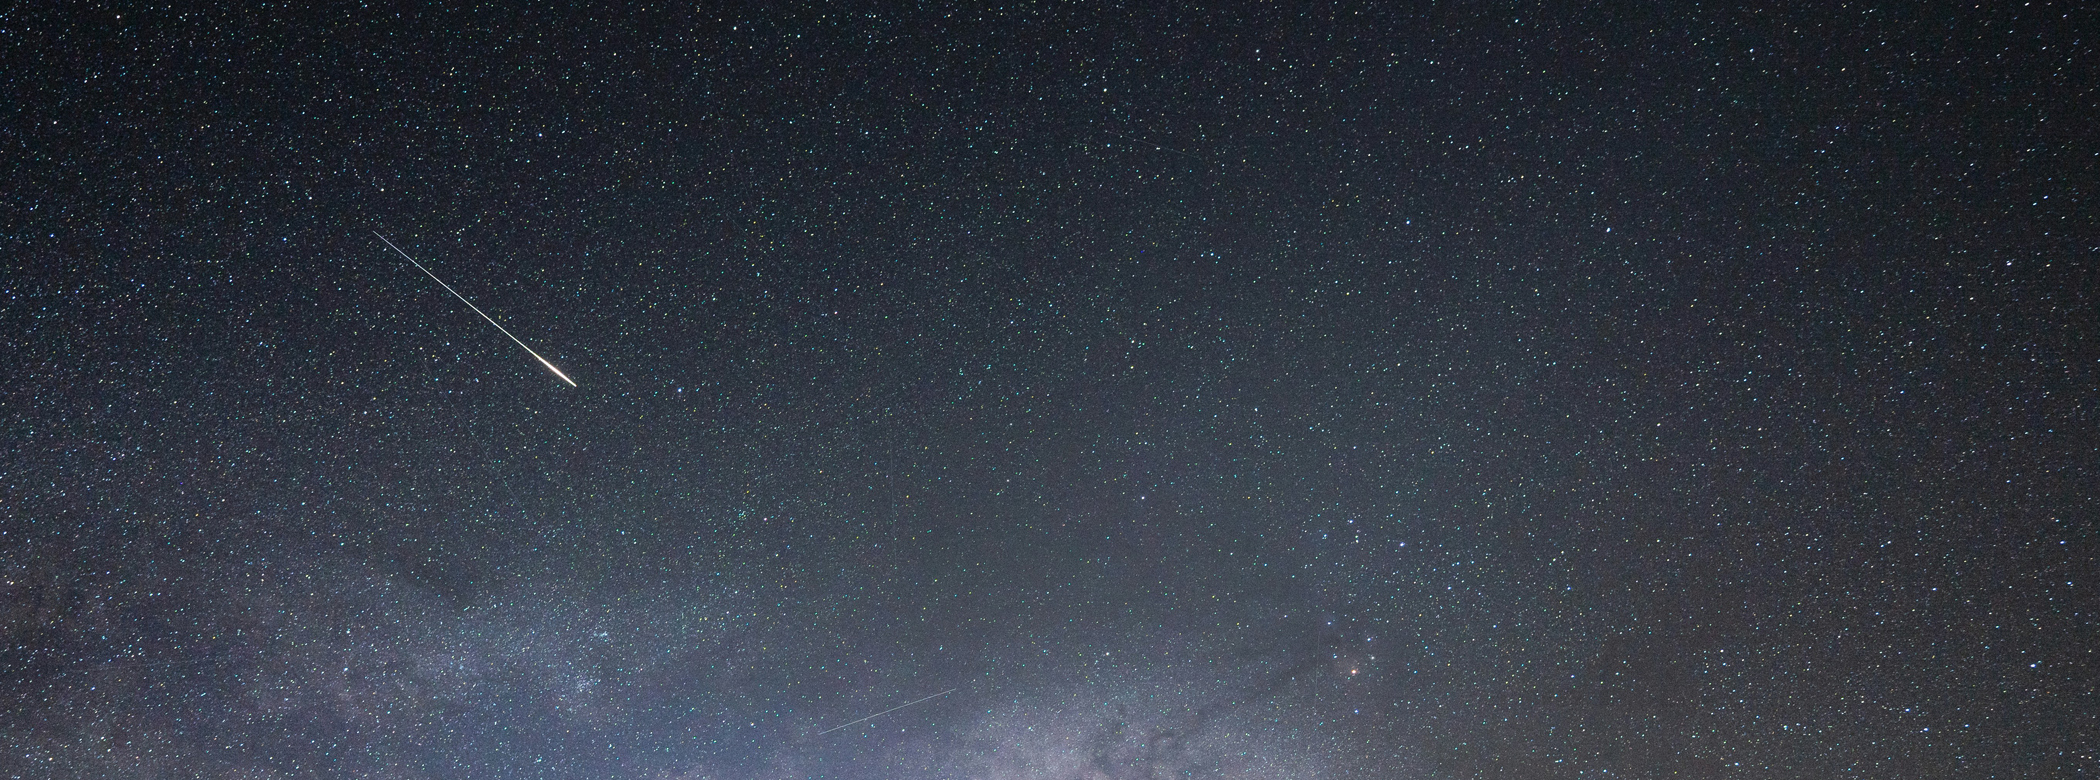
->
[817,688,958,735]
[375,232,577,387]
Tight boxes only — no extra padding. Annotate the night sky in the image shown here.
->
[5,3,2096,779]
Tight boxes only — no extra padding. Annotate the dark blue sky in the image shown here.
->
[5,3,2094,778]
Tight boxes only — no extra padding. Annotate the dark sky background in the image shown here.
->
[4,2,2096,779]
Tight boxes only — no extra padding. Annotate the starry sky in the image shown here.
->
[4,3,2096,779]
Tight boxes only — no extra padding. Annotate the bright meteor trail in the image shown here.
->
[817,688,958,735]
[375,232,577,387]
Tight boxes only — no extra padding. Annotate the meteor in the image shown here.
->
[375,232,577,387]
[817,688,958,735]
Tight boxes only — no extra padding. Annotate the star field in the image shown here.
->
[4,3,2095,778]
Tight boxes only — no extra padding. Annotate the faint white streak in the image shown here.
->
[818,688,959,735]
[375,231,577,387]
